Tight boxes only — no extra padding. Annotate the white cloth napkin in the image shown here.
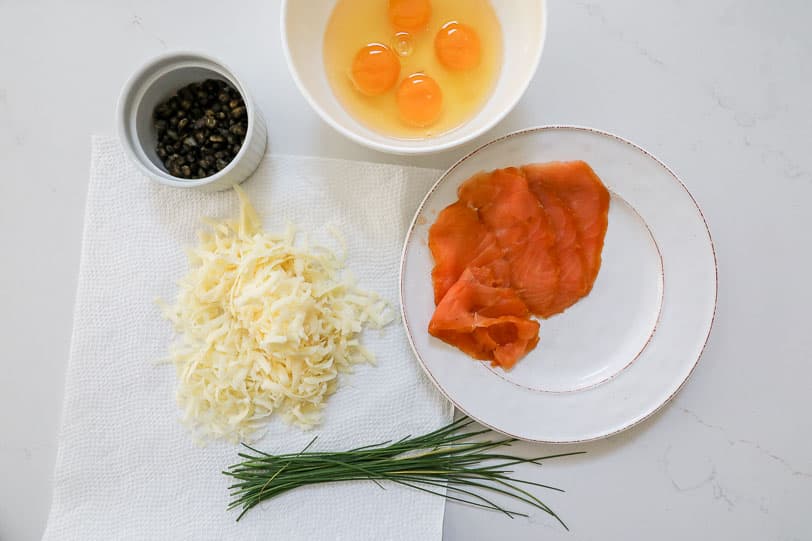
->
[43,136,453,541]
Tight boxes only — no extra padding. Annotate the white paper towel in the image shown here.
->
[42,136,453,541]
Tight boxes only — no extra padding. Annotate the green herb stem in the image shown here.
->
[223,417,583,529]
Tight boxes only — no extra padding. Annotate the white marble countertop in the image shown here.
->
[1,0,810,539]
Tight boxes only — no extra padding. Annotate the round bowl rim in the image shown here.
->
[279,0,548,155]
[116,50,261,188]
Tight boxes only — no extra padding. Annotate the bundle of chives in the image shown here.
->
[224,417,583,529]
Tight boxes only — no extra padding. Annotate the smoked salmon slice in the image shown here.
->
[530,186,589,316]
[426,161,610,369]
[523,161,610,291]
[458,167,560,317]
[428,266,540,369]
[428,200,489,304]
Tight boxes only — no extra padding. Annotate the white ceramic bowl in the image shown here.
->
[117,52,267,191]
[281,0,547,155]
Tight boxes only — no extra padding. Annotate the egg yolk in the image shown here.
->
[434,21,481,70]
[350,43,401,96]
[396,73,443,127]
[388,0,431,32]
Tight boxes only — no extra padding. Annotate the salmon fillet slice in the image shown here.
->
[523,161,610,291]
[428,266,541,369]
[428,200,490,304]
[530,185,589,316]
[426,161,610,370]
[457,167,561,317]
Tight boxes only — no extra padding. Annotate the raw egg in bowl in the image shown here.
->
[281,0,547,155]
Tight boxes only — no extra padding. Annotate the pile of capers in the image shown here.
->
[153,79,247,179]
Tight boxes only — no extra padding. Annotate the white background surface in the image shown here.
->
[0,0,810,539]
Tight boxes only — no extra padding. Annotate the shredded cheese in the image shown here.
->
[161,187,393,442]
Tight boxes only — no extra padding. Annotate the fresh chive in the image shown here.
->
[223,417,583,529]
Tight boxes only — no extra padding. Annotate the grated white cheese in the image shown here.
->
[161,187,393,442]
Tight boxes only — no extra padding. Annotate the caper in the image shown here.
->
[154,104,172,119]
[153,78,247,179]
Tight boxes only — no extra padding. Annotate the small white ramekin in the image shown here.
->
[117,51,267,191]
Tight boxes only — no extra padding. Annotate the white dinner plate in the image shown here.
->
[400,126,717,443]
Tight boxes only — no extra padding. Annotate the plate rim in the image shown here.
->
[398,125,719,444]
